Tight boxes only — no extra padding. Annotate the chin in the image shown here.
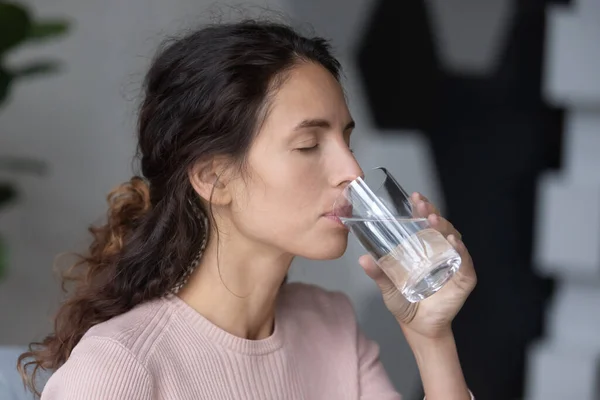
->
[302,233,349,260]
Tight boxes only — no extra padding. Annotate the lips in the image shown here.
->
[325,204,353,219]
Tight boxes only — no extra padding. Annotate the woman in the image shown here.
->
[19,20,477,399]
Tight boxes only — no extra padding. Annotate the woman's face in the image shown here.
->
[225,62,363,260]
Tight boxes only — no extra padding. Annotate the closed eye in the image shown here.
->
[297,144,319,152]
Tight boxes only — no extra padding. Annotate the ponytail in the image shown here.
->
[18,176,208,397]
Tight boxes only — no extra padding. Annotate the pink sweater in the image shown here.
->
[41,283,404,400]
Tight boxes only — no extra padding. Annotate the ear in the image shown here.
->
[188,158,232,206]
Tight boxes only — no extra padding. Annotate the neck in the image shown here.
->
[178,232,293,340]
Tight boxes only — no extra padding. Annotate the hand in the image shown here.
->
[358,192,477,339]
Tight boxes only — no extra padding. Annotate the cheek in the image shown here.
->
[237,177,317,230]
[229,174,323,247]
[229,153,345,257]
[234,186,350,259]
[245,156,323,217]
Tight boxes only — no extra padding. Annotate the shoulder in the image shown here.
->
[42,335,153,399]
[83,296,173,356]
[42,298,172,399]
[279,282,358,330]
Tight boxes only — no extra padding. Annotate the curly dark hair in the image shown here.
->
[17,19,342,397]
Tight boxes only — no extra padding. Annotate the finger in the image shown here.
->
[447,235,477,288]
[413,199,437,219]
[359,254,414,321]
[411,191,430,203]
[358,254,397,296]
[411,193,440,217]
[428,214,462,240]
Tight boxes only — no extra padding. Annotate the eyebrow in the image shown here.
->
[293,118,355,132]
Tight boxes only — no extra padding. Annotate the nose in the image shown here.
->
[331,149,364,188]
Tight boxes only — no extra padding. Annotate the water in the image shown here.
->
[341,217,461,302]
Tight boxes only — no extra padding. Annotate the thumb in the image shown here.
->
[358,254,397,296]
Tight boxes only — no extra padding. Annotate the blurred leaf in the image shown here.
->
[28,20,69,40]
[0,157,47,175]
[0,66,12,106]
[0,2,31,53]
[0,183,17,207]
[12,60,61,78]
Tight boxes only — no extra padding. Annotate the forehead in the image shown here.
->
[260,62,349,133]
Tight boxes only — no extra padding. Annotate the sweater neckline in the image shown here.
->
[164,293,285,355]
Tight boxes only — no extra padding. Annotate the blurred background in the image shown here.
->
[1,0,599,399]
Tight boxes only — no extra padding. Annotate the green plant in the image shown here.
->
[0,1,69,278]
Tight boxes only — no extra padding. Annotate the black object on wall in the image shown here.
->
[356,0,566,398]
[357,0,437,132]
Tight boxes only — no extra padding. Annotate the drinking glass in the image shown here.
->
[333,167,461,302]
